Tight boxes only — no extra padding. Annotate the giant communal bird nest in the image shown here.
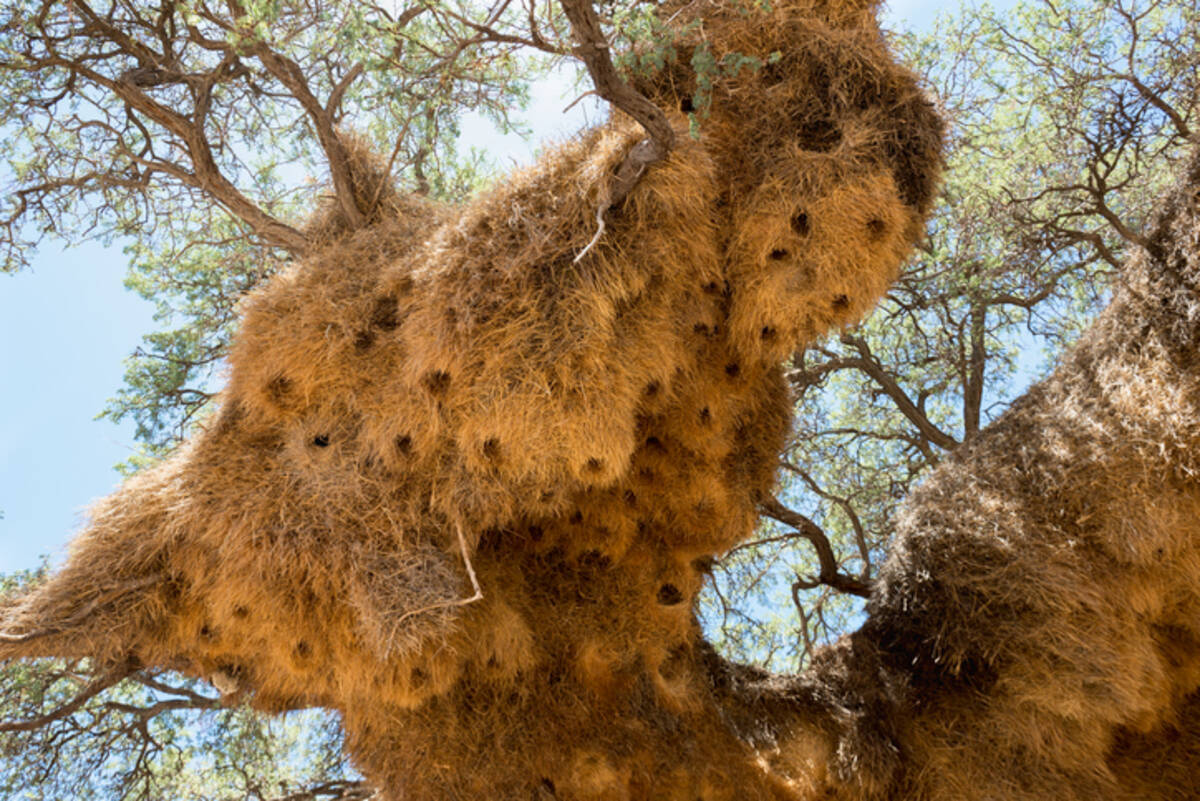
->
[0,0,1008,796]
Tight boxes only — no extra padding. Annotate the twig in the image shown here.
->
[563,88,598,113]
[393,522,484,626]
[574,203,607,263]
[759,498,871,598]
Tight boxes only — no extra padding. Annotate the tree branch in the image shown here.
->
[758,497,871,598]
[838,334,961,452]
[241,42,366,229]
[269,780,373,801]
[0,660,138,733]
[61,0,309,253]
[558,0,674,208]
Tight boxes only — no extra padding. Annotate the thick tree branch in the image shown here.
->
[759,497,871,598]
[1113,2,1192,140]
[242,43,365,229]
[962,303,987,439]
[270,780,373,801]
[837,334,961,452]
[60,0,309,253]
[558,0,674,208]
[0,660,138,733]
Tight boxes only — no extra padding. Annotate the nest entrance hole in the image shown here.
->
[791,212,810,236]
[657,584,684,606]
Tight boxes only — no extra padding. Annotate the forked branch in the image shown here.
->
[0,660,139,733]
[759,497,872,598]
[558,0,675,208]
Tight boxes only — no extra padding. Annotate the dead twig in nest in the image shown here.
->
[393,522,484,627]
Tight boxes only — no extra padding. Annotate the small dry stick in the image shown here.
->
[574,203,608,263]
[394,522,484,626]
[563,88,598,113]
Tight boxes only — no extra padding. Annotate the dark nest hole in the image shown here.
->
[791,211,810,237]
[796,117,842,153]
[370,294,400,330]
[657,583,685,606]
[354,330,376,351]
[267,375,293,405]
[578,550,612,570]
[422,370,451,395]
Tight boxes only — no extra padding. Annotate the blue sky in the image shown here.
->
[0,1,967,574]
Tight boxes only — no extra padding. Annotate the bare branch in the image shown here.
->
[60,0,309,253]
[557,0,674,208]
[758,497,871,598]
[241,42,365,229]
[838,334,961,452]
[269,780,373,801]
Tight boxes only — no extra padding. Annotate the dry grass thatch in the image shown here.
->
[762,147,1200,800]
[8,0,1200,794]
[84,0,1200,797]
